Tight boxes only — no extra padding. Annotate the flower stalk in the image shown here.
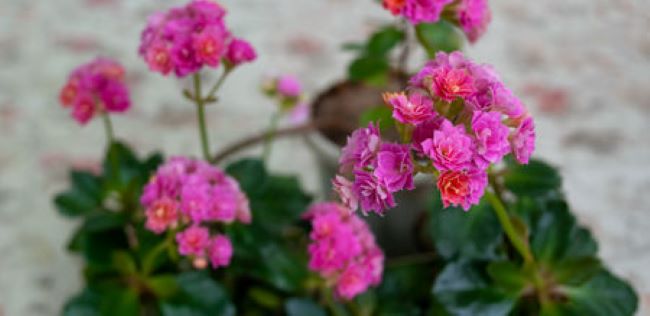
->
[101,111,115,144]
[193,74,212,161]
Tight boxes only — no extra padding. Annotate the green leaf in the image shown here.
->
[551,257,601,286]
[433,260,516,316]
[112,251,137,275]
[348,56,390,85]
[544,270,638,316]
[54,189,100,217]
[374,265,436,314]
[79,228,129,268]
[359,105,395,132]
[99,288,140,316]
[486,261,529,296]
[415,21,463,58]
[62,288,101,316]
[146,274,179,300]
[285,298,327,316]
[161,271,235,316]
[225,159,267,196]
[366,26,405,57]
[504,159,562,197]
[429,196,503,261]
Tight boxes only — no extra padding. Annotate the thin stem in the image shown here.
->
[325,288,345,316]
[193,74,211,161]
[101,112,115,144]
[485,190,534,265]
[142,229,174,276]
[206,68,231,101]
[262,111,281,163]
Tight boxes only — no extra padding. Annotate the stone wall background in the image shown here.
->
[0,0,648,315]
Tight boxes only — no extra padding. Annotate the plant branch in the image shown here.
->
[193,74,212,161]
[101,112,115,144]
[485,190,534,265]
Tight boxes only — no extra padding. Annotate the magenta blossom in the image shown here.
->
[340,123,382,172]
[207,234,233,269]
[276,75,302,98]
[422,120,474,171]
[306,202,384,300]
[411,117,445,154]
[402,0,453,24]
[437,168,487,211]
[471,111,510,168]
[225,38,257,66]
[176,226,210,257]
[457,0,492,43]
[374,143,415,192]
[510,116,536,164]
[353,170,396,215]
[431,66,476,102]
[59,58,130,125]
[145,197,179,234]
[383,91,436,125]
[333,175,359,212]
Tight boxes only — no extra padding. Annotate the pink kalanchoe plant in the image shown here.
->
[304,202,384,300]
[139,0,255,77]
[334,51,535,214]
[381,0,492,43]
[141,156,249,269]
[59,58,130,125]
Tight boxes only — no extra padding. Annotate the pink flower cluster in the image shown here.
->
[141,156,251,269]
[335,52,535,212]
[139,0,256,77]
[381,0,491,43]
[305,202,384,300]
[58,58,130,125]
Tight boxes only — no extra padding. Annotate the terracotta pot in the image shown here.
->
[307,75,433,256]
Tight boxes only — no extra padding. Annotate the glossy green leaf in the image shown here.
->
[348,56,390,85]
[99,288,140,316]
[486,261,529,296]
[429,195,503,261]
[504,159,562,197]
[62,288,101,316]
[359,105,395,132]
[161,271,235,316]
[54,189,100,217]
[285,298,327,316]
[415,21,463,58]
[543,270,638,316]
[366,26,405,57]
[147,274,179,300]
[433,260,516,316]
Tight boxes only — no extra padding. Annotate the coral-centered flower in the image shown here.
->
[176,226,210,257]
[437,168,487,210]
[384,92,435,125]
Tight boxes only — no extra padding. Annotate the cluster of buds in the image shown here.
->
[139,0,256,77]
[382,0,491,43]
[141,157,250,269]
[58,58,130,124]
[305,202,384,300]
[334,51,535,213]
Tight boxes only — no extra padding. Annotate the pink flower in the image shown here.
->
[180,183,211,222]
[339,123,382,172]
[224,38,257,66]
[207,234,233,269]
[204,185,238,223]
[421,120,474,171]
[306,202,384,300]
[437,168,487,211]
[144,43,173,75]
[471,111,510,168]
[510,116,535,164]
[353,170,396,214]
[333,175,359,212]
[59,58,130,124]
[383,92,435,125]
[276,75,302,98]
[287,102,310,125]
[457,0,492,43]
[431,66,476,102]
[411,117,444,154]
[176,226,210,257]
[192,26,227,67]
[402,0,453,24]
[145,197,179,234]
[171,37,201,77]
[336,264,370,300]
[374,143,414,192]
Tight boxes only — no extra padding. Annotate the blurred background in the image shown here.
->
[0,0,648,315]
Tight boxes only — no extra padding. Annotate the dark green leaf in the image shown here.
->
[543,270,638,316]
[225,159,267,196]
[551,257,601,286]
[62,288,101,316]
[486,261,529,296]
[348,56,390,85]
[146,274,179,300]
[504,159,562,197]
[161,271,235,316]
[359,105,395,132]
[433,260,516,316]
[429,196,503,261]
[54,189,100,217]
[99,288,140,316]
[415,21,463,58]
[112,251,137,275]
[366,26,405,57]
[285,298,327,316]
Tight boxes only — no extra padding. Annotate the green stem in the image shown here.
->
[206,68,231,101]
[325,288,345,316]
[101,112,115,144]
[485,190,534,265]
[193,74,211,161]
[142,230,175,276]
[262,111,281,163]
